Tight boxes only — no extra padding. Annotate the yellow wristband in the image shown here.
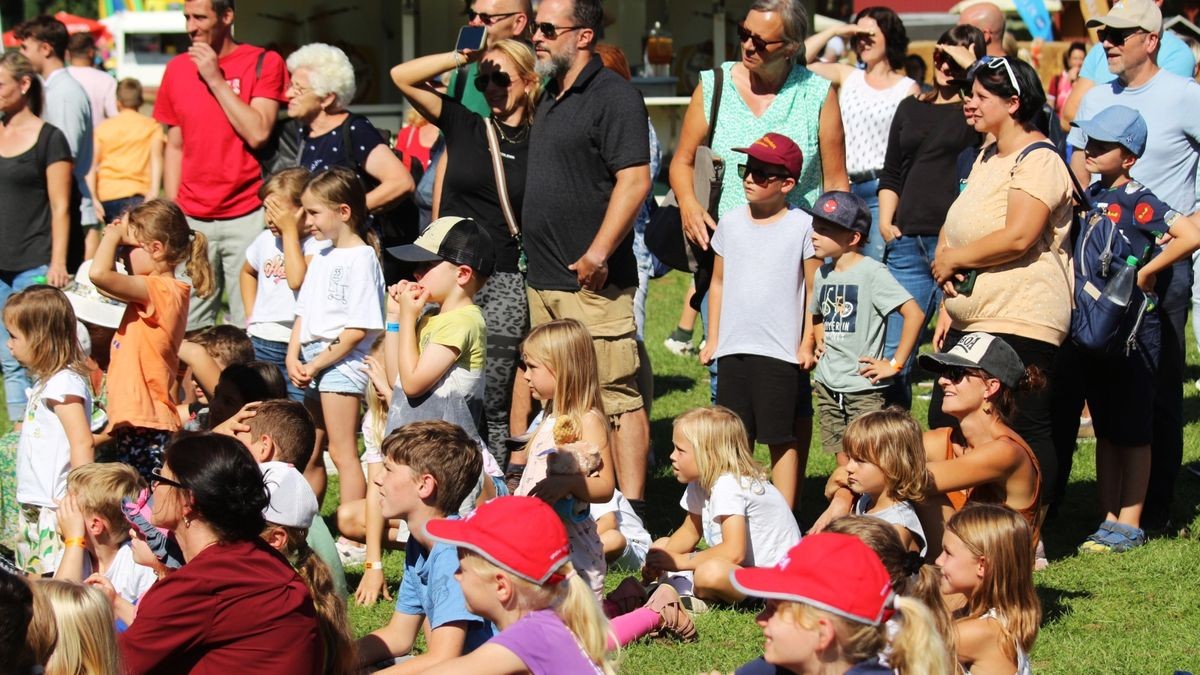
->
[64,537,86,549]
[363,561,384,570]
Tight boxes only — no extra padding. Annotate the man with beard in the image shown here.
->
[521,0,655,515]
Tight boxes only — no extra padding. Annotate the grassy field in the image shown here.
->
[7,270,1199,672]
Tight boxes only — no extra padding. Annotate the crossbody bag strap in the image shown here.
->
[706,66,724,147]
[485,120,520,238]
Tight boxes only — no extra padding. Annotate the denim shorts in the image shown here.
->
[301,341,367,396]
[252,335,307,402]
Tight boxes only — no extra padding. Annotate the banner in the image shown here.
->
[1013,0,1055,41]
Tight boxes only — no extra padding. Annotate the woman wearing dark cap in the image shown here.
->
[119,433,321,674]
[916,332,1042,558]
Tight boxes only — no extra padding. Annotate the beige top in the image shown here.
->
[943,142,1073,345]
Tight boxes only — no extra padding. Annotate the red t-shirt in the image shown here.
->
[154,44,287,219]
[119,539,321,675]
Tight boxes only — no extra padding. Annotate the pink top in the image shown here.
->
[66,65,118,127]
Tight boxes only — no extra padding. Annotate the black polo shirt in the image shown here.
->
[522,54,650,291]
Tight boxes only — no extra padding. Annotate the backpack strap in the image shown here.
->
[705,66,724,148]
[255,50,265,80]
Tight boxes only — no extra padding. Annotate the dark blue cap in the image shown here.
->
[1072,104,1147,157]
[801,191,872,241]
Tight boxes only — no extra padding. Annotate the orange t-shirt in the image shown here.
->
[94,109,164,202]
[106,275,190,432]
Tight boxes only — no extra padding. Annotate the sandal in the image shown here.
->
[1079,521,1117,552]
[606,577,648,616]
[644,584,698,642]
[1104,522,1146,552]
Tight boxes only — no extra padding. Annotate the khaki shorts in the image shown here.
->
[814,381,886,455]
[527,286,643,416]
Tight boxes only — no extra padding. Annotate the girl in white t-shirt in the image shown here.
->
[288,166,385,505]
[241,167,329,404]
[644,406,801,606]
[5,286,94,575]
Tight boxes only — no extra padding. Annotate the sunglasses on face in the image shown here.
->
[737,163,788,186]
[1097,27,1147,46]
[532,22,584,40]
[467,9,519,25]
[474,70,514,91]
[736,23,785,53]
[150,468,185,490]
[940,366,989,384]
[978,55,1021,95]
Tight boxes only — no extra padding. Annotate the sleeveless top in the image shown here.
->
[935,427,1042,538]
[965,609,1034,675]
[838,69,914,176]
[702,62,831,215]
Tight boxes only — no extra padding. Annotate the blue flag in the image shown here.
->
[1013,0,1054,41]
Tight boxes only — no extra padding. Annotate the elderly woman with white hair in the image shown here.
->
[286,43,414,223]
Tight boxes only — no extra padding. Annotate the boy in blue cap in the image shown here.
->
[1068,105,1200,552]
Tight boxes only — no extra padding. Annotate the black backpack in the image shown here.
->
[251,50,302,178]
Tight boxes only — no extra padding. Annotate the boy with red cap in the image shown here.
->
[699,131,820,509]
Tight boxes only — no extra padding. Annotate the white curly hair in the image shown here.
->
[286,43,357,109]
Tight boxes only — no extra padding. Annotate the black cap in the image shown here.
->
[386,217,496,277]
[917,332,1026,388]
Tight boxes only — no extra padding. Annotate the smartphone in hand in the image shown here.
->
[455,25,487,52]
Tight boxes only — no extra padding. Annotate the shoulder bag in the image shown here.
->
[484,119,527,275]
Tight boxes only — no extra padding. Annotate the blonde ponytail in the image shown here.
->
[888,596,953,675]
[187,229,216,298]
[556,573,617,675]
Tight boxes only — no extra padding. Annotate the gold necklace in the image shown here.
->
[491,118,530,144]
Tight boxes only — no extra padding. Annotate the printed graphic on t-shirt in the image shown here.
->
[819,284,859,335]
[327,266,349,304]
[261,254,288,285]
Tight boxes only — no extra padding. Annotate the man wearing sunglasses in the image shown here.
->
[523,0,655,514]
[447,0,533,117]
[1065,0,1200,534]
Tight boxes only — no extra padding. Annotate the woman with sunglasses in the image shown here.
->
[803,7,918,262]
[287,43,415,240]
[929,55,1072,512]
[673,0,848,254]
[915,333,1043,560]
[871,25,985,409]
[391,40,541,469]
[118,433,322,674]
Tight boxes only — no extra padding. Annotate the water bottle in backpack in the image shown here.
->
[1099,255,1139,307]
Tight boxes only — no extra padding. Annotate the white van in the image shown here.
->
[101,11,188,89]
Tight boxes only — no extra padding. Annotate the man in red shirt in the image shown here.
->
[154,0,287,330]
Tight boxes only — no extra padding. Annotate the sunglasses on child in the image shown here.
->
[737,163,789,186]
[474,70,514,91]
[736,23,786,53]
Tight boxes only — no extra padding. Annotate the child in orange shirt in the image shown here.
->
[89,200,213,478]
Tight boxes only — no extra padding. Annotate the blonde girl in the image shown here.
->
[514,319,616,599]
[5,287,93,575]
[937,503,1039,675]
[287,166,385,503]
[730,533,952,675]
[28,578,123,675]
[423,495,614,675]
[817,408,929,555]
[644,405,800,606]
[90,198,213,480]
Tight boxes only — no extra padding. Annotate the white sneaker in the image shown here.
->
[663,336,696,355]
[336,538,367,566]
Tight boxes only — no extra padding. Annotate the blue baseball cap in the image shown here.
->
[1071,105,1147,157]
[801,191,872,241]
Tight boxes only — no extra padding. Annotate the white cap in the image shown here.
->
[64,260,127,329]
[261,461,318,529]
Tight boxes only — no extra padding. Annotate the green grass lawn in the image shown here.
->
[8,270,1199,672]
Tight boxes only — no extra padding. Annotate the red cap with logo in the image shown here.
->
[425,496,571,584]
[733,132,804,178]
[729,533,895,625]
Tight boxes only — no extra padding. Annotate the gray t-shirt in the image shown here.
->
[43,68,95,226]
[711,204,815,364]
[811,257,911,392]
[1069,70,1200,214]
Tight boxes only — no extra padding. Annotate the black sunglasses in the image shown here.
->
[939,366,991,384]
[737,163,788,186]
[150,468,185,490]
[737,23,785,53]
[532,22,584,40]
[467,9,520,25]
[474,70,514,91]
[1097,27,1147,46]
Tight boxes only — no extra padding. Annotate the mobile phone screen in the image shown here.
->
[455,25,487,52]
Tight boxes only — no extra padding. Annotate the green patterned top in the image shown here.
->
[701,61,832,216]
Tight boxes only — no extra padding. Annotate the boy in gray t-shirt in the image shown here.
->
[805,191,923,457]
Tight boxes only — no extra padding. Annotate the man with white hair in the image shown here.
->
[155,0,287,330]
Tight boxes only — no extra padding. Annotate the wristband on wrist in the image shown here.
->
[386,322,401,333]
[64,537,86,549]
[888,357,899,369]
[364,561,384,570]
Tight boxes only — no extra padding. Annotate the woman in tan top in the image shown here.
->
[929,56,1071,503]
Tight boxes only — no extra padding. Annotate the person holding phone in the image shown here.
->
[929,56,1072,503]
[447,1,533,117]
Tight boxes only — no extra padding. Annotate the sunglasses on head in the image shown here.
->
[979,55,1020,95]
[532,22,584,40]
[474,70,514,91]
[737,23,785,53]
[467,9,519,25]
[1097,26,1147,46]
[737,163,789,186]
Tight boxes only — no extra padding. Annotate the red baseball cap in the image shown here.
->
[425,496,571,584]
[730,534,894,625]
[732,132,804,178]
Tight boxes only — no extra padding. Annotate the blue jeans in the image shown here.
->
[0,265,50,421]
[852,178,884,262]
[251,335,307,402]
[882,234,942,409]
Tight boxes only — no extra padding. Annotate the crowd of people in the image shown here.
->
[1,0,1199,672]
